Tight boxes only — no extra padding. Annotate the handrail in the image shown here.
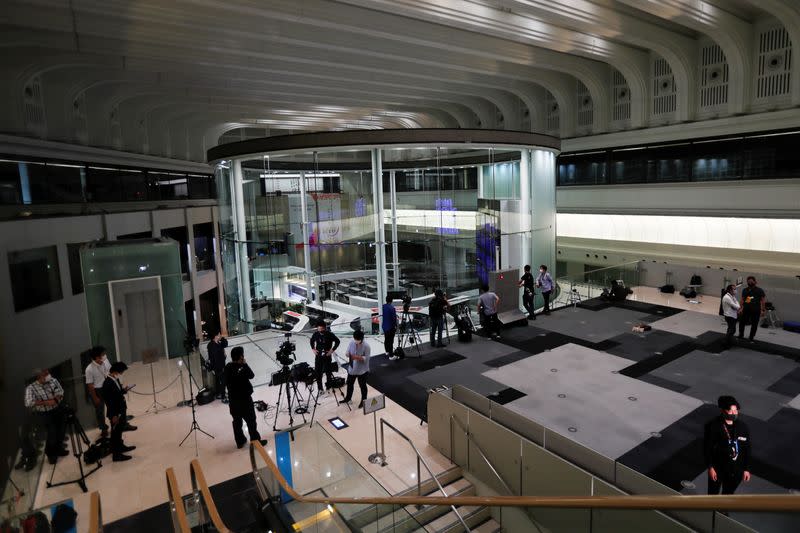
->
[166,467,191,533]
[379,417,472,532]
[88,491,102,533]
[249,440,800,512]
[190,459,233,533]
[450,415,514,496]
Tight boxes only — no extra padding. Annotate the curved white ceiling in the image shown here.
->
[0,0,795,162]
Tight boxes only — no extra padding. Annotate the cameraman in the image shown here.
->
[310,321,340,393]
[428,289,449,348]
[24,368,68,464]
[224,347,267,449]
[207,331,229,403]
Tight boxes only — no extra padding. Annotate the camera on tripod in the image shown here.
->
[401,293,412,313]
[275,332,296,367]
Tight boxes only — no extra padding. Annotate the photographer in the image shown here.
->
[310,321,340,393]
[24,368,68,464]
[382,295,400,360]
[342,330,370,409]
[428,289,449,348]
[224,347,267,449]
[207,331,229,403]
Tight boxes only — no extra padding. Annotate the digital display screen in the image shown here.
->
[329,417,348,430]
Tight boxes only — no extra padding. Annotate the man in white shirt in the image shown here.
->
[478,284,501,340]
[721,284,741,349]
[85,346,111,438]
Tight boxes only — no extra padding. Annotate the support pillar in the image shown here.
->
[530,149,557,273]
[371,149,387,304]
[389,170,399,289]
[298,171,314,303]
[232,160,253,332]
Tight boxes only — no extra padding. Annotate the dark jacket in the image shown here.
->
[208,338,228,373]
[310,330,340,354]
[704,416,751,472]
[101,376,126,420]
[224,361,255,406]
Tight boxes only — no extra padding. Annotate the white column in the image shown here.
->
[185,208,203,341]
[371,149,387,304]
[211,206,228,336]
[389,170,400,289]
[530,149,557,272]
[519,148,531,270]
[232,159,253,331]
[298,171,314,303]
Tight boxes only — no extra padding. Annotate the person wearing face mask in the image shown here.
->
[738,276,766,343]
[84,346,111,438]
[25,368,68,464]
[704,395,751,495]
[535,265,554,315]
[721,285,741,349]
[342,330,371,409]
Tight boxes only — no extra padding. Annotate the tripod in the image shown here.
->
[398,308,422,357]
[272,368,307,432]
[179,352,214,447]
[46,411,101,493]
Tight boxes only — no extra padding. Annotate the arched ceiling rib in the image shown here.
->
[0,0,796,163]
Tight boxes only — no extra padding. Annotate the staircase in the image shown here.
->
[346,467,502,533]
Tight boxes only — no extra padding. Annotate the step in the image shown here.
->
[468,516,502,533]
[371,483,476,533]
[348,466,463,529]
[428,506,493,533]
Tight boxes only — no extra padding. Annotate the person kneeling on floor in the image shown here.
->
[343,330,371,409]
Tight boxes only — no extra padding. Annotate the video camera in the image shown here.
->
[275,332,296,367]
[402,293,412,313]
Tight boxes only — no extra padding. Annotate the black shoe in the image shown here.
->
[48,456,57,465]
[57,448,70,457]
[24,459,37,472]
[738,335,744,339]
[749,339,756,343]
[15,458,26,470]
[126,415,134,421]
[112,454,132,462]
[436,343,446,348]
[120,445,136,452]
[527,315,536,320]
[258,439,268,446]
[236,441,246,449]
[121,424,138,432]
[342,397,352,404]
[222,398,229,404]
[358,400,365,409]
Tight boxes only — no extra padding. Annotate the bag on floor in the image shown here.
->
[83,439,111,464]
[326,376,346,389]
[393,346,406,359]
[660,284,675,293]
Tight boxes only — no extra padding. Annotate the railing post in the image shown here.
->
[417,456,422,497]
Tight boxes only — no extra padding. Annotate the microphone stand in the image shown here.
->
[179,347,214,449]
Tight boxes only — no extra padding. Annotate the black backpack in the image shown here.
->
[690,275,702,285]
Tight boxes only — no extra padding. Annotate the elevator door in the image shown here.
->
[112,278,166,364]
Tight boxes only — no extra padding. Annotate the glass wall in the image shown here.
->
[213,134,558,340]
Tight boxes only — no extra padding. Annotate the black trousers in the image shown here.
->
[214,370,226,399]
[93,390,107,432]
[383,327,396,356]
[230,401,260,446]
[108,416,124,454]
[522,290,535,317]
[344,372,369,403]
[483,313,500,337]
[315,354,334,390]
[542,290,552,313]
[430,316,445,345]
[708,469,743,495]
[724,316,737,347]
[738,309,759,340]
[37,406,66,458]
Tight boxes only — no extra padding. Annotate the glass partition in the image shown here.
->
[212,131,559,341]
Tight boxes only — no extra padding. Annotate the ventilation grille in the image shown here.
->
[756,25,791,99]
[72,92,88,145]
[699,42,729,109]
[576,81,593,129]
[545,91,559,134]
[23,76,47,138]
[611,69,631,123]
[109,104,122,150]
[651,56,677,116]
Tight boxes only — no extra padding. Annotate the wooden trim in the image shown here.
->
[249,441,800,512]
[88,491,102,533]
[190,459,233,533]
[166,467,192,533]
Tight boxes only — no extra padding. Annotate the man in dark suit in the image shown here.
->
[207,331,229,403]
[101,362,136,462]
[224,347,267,449]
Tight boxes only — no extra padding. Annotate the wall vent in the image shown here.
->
[651,56,677,117]
[699,41,729,111]
[755,24,791,100]
[545,90,559,134]
[23,76,47,138]
[576,80,593,131]
[611,68,631,125]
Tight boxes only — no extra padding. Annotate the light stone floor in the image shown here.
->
[29,350,451,532]
[483,343,704,459]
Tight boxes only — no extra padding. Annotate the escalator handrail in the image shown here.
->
[88,491,102,533]
[189,458,233,533]
[166,467,192,533]
[249,440,800,512]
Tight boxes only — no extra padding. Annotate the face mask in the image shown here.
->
[724,413,738,422]
[539,270,544,274]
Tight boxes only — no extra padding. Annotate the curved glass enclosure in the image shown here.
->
[209,130,559,338]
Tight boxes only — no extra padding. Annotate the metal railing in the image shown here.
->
[88,491,103,533]
[165,467,191,533]
[378,417,471,532]
[190,459,233,533]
